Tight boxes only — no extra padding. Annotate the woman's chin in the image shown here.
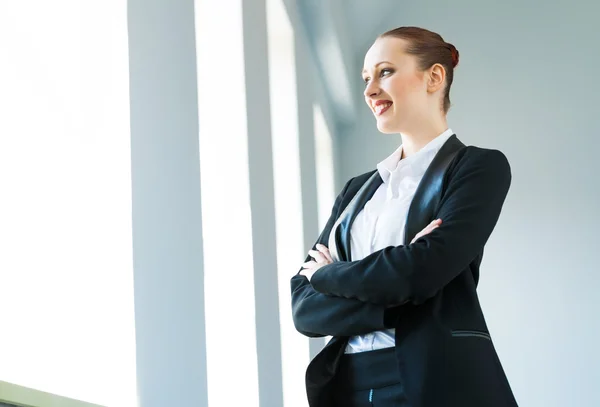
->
[376,118,398,134]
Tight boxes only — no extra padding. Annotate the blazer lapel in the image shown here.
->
[404,134,466,245]
[328,171,382,262]
[328,135,465,263]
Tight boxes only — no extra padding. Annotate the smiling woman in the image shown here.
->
[361,27,459,139]
[292,26,518,407]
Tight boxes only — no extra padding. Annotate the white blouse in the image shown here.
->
[345,128,455,354]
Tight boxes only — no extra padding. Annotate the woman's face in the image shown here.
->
[362,37,429,134]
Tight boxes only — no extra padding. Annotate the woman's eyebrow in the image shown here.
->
[361,61,393,74]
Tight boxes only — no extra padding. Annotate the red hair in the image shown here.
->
[379,26,459,113]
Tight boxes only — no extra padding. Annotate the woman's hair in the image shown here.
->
[379,26,459,113]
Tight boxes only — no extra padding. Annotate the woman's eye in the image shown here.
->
[363,68,392,86]
[380,68,393,77]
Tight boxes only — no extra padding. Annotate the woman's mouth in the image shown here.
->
[374,102,392,116]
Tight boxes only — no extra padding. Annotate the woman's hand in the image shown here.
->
[299,219,441,281]
[299,244,333,282]
[410,219,442,244]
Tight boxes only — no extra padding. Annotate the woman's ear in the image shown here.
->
[427,63,446,93]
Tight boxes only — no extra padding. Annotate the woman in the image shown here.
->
[291,26,518,407]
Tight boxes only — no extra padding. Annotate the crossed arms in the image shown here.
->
[291,149,511,337]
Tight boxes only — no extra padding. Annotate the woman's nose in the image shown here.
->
[363,81,380,98]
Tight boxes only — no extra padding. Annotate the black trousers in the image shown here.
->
[332,347,410,407]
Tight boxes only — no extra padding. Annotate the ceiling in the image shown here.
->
[343,0,402,57]
[294,0,403,128]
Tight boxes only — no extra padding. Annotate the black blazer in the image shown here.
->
[291,135,518,407]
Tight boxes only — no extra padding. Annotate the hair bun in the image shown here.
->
[450,45,459,68]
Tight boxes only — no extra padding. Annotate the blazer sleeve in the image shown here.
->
[309,148,512,306]
[291,178,389,337]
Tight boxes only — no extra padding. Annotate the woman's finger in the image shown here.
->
[423,224,439,234]
[411,222,441,244]
[302,260,317,268]
[316,244,333,263]
[423,219,441,233]
[429,219,442,226]
[309,249,327,264]
[299,267,317,281]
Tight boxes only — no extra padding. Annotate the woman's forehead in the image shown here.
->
[363,37,407,69]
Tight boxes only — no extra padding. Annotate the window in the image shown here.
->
[267,1,310,406]
[0,2,136,406]
[313,104,336,230]
[195,1,260,406]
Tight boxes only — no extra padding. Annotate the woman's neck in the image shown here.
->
[399,120,448,159]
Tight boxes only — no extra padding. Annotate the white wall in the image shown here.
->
[336,2,600,406]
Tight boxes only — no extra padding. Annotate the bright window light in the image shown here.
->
[0,2,137,406]
[266,1,310,406]
[313,104,336,231]
[312,103,336,348]
[195,2,260,407]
